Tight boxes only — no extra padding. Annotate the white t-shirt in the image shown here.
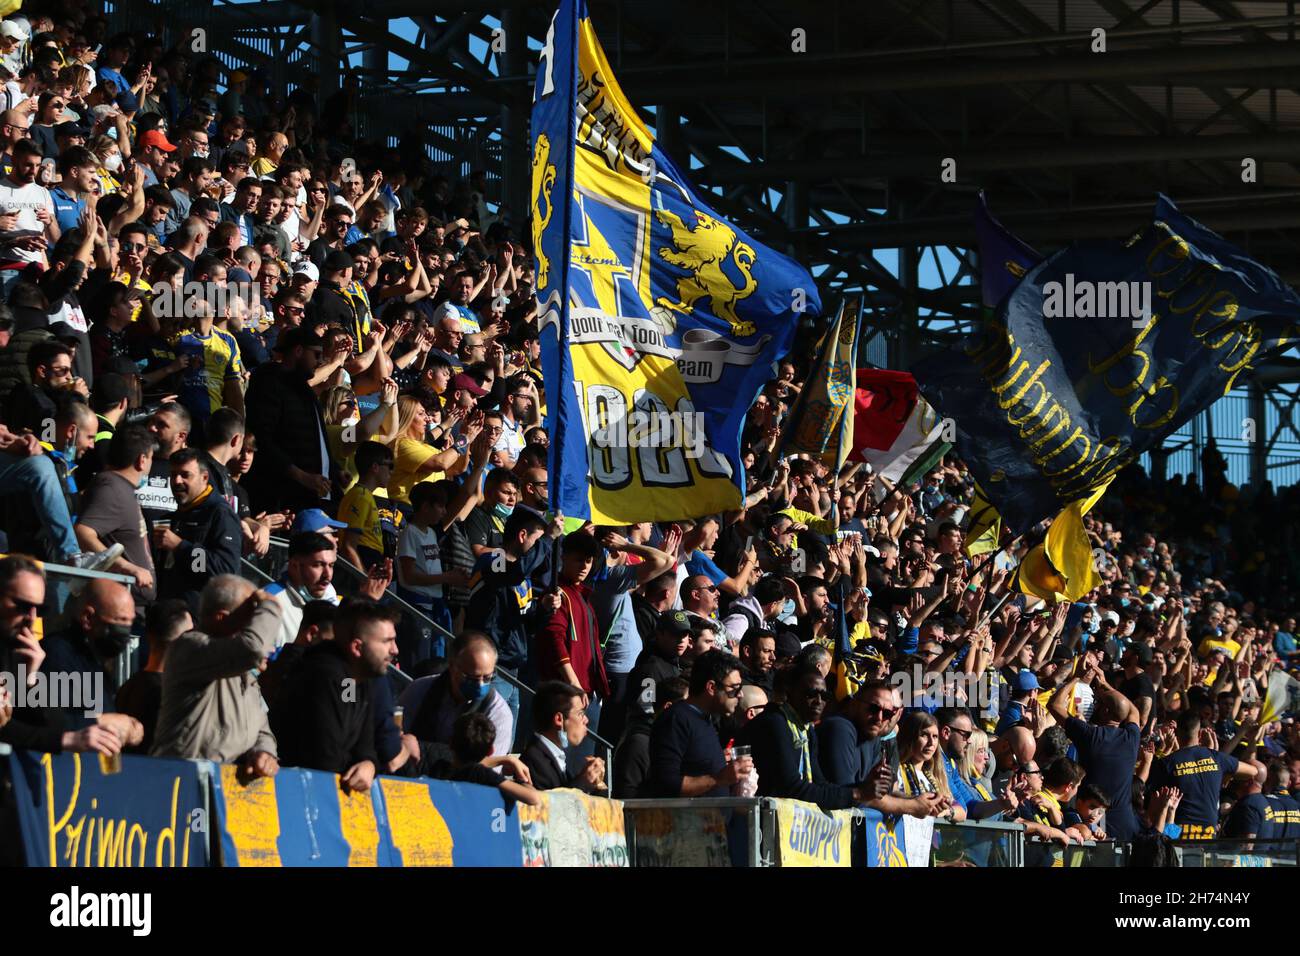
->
[397,522,443,603]
[0,177,52,263]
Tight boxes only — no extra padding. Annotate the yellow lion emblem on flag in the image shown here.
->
[654,208,758,338]
[531,134,557,288]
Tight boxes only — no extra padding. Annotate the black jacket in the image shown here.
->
[243,362,332,513]
[159,489,241,611]
[625,647,681,723]
[631,594,661,647]
[519,734,576,791]
[270,640,377,774]
[307,280,358,335]
[738,706,858,810]
[613,719,653,799]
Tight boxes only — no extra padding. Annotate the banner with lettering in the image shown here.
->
[518,789,629,867]
[8,750,210,868]
[532,0,818,524]
[915,195,1300,533]
[211,766,524,867]
[772,799,854,867]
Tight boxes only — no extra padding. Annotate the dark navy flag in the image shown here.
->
[917,195,1300,534]
[974,192,1041,309]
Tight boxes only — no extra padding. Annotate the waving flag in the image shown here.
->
[918,195,1300,533]
[531,0,818,524]
[975,192,1042,310]
[780,298,862,470]
[1013,476,1113,603]
[852,369,947,484]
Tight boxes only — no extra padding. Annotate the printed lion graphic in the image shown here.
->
[654,208,758,338]
[531,135,557,288]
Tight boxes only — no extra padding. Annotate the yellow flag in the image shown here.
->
[1015,477,1113,603]
[965,483,1002,557]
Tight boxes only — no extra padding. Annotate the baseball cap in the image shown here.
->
[54,121,89,140]
[291,260,320,283]
[117,90,139,113]
[291,508,347,534]
[137,129,176,152]
[451,373,486,398]
[1014,670,1041,693]
[658,610,693,636]
[0,21,29,42]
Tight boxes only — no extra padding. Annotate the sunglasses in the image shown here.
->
[719,683,744,698]
[864,703,898,718]
[947,726,973,740]
[4,595,41,615]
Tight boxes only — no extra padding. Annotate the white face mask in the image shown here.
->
[104,152,123,172]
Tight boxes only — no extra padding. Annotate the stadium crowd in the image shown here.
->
[0,1,1298,865]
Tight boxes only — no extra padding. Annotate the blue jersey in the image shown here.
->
[173,327,244,424]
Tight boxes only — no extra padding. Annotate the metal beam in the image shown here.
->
[698,134,1300,184]
[624,41,1300,100]
[805,196,1300,247]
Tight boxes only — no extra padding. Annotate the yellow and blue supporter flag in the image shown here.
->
[780,297,862,471]
[531,0,819,523]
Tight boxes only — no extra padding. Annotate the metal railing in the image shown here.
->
[934,818,1027,867]
[622,797,769,867]
[248,539,618,785]
[1175,838,1300,867]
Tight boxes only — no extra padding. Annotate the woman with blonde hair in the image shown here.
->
[958,726,1020,820]
[895,710,965,821]
[384,395,474,506]
[323,378,399,493]
[89,133,125,195]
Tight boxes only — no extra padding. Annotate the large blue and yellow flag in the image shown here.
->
[531,0,819,523]
[917,195,1300,533]
[779,297,861,470]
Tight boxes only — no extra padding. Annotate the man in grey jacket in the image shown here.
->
[151,574,283,782]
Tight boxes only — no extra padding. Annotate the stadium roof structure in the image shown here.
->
[112,0,1300,482]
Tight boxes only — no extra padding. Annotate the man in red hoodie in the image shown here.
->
[536,530,610,775]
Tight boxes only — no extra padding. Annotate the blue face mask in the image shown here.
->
[136,474,149,490]
[492,502,514,520]
[781,599,796,619]
[1119,598,1131,608]
[460,677,490,703]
